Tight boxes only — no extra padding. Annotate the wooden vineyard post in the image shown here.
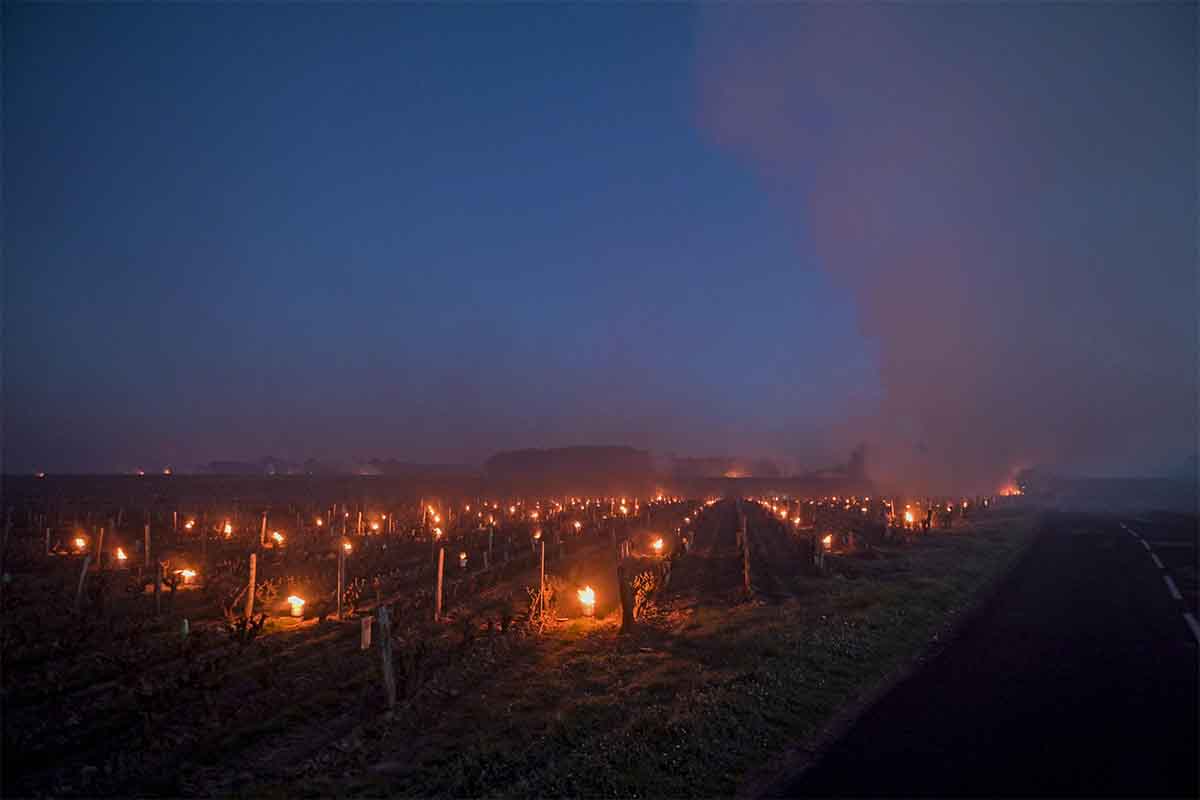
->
[360,615,373,649]
[337,544,346,620]
[45,527,51,557]
[539,539,546,618]
[245,552,257,619]
[377,604,396,709]
[434,546,445,622]
[357,510,363,537]
[742,526,753,597]
[488,525,494,566]
[74,554,92,612]
[96,527,106,571]
[155,561,163,616]
[617,564,634,634]
[172,510,177,533]
[144,523,151,568]
[260,511,267,548]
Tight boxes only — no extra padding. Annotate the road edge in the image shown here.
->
[739,512,1045,800]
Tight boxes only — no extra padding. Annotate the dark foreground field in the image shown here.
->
[2,502,1037,797]
[251,506,1037,798]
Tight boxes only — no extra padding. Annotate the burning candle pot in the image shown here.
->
[577,585,596,617]
[287,595,305,617]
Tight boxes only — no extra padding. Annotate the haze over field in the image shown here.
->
[4,3,1196,492]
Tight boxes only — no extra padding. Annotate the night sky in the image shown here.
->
[5,4,1196,490]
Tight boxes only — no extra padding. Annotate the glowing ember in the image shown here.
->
[184,519,195,530]
[577,585,596,616]
[116,547,128,561]
[904,511,915,525]
[822,534,833,551]
[459,551,468,568]
[316,517,324,527]
[619,505,629,515]
[432,527,443,539]
[370,521,380,531]
[176,568,197,584]
[287,595,305,616]
[74,537,87,550]
[271,531,284,544]
[342,541,352,552]
[223,522,233,536]
[652,537,664,553]
[573,521,582,532]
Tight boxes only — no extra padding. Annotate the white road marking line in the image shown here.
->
[1184,613,1200,644]
[1164,575,1183,601]
[1141,540,1151,551]
[1151,553,1164,569]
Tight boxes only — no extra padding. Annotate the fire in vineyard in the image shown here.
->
[73,536,87,551]
[459,551,468,568]
[822,534,833,551]
[287,595,305,617]
[370,521,380,531]
[904,510,915,525]
[271,531,284,544]
[176,568,197,584]
[578,585,596,617]
[342,541,352,552]
[316,517,324,527]
[573,521,582,532]
[652,537,664,554]
[223,521,233,536]
[116,547,128,562]
[184,519,195,530]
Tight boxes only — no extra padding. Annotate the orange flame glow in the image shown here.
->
[577,585,596,616]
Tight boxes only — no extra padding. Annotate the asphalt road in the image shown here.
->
[768,511,1198,798]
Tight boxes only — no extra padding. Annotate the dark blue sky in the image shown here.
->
[5,3,1195,489]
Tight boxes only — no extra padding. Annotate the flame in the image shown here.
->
[184,519,195,530]
[577,585,596,615]
[459,551,468,567]
[116,547,128,561]
[287,595,305,616]
[904,511,914,524]
[822,534,833,550]
[652,537,664,553]
[176,568,197,583]
[316,517,324,527]
[223,522,233,536]
[370,521,380,531]
[999,484,1023,496]
[619,505,629,515]
[74,537,87,549]
[433,527,443,539]
[271,531,284,544]
[573,521,582,531]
